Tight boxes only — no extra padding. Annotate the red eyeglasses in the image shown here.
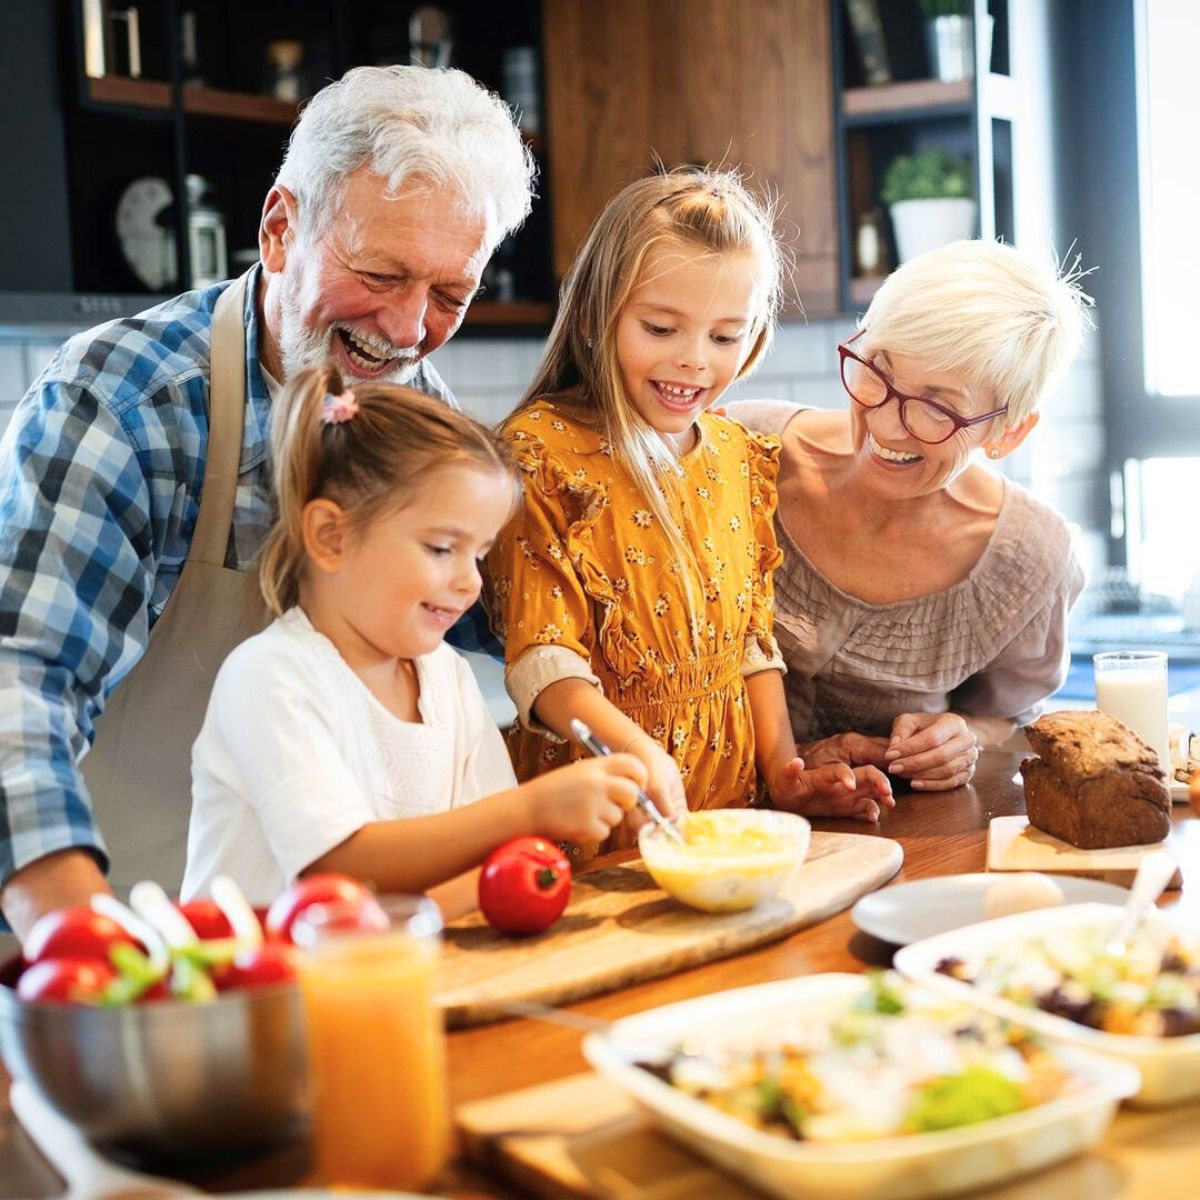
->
[837,330,1007,445]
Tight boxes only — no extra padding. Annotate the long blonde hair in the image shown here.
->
[260,366,515,615]
[515,168,785,642]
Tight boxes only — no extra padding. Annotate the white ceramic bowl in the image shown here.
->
[894,902,1200,1107]
[637,809,810,913]
[582,973,1138,1200]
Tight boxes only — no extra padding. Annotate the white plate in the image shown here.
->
[581,973,1137,1200]
[895,902,1200,1106]
[851,873,1129,945]
[1171,779,1191,803]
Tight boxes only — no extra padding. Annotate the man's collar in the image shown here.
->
[241,262,271,472]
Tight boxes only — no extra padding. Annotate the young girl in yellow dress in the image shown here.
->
[486,170,893,852]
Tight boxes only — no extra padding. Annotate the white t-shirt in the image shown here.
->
[183,606,517,905]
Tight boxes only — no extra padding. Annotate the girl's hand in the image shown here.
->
[622,735,688,827]
[526,754,647,845]
[885,713,980,791]
[768,757,895,822]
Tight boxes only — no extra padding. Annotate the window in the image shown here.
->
[1138,0,1200,397]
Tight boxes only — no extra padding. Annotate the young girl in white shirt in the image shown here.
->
[183,367,647,905]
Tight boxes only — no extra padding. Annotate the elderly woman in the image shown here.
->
[728,239,1089,793]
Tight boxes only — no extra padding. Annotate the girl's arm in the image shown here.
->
[304,754,646,893]
[532,677,687,820]
[745,669,893,822]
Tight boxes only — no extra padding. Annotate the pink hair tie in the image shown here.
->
[322,389,359,425]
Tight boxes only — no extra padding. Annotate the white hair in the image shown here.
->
[275,65,535,248]
[860,239,1093,428]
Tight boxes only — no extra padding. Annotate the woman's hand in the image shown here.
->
[768,756,895,822]
[798,732,891,770]
[885,713,980,790]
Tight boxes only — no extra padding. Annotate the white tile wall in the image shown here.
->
[0,311,1108,547]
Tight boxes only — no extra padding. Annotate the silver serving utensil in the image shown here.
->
[569,718,685,843]
[1106,849,1177,958]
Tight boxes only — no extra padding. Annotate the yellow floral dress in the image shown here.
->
[485,399,784,831]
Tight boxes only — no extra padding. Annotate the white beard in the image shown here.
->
[276,285,422,387]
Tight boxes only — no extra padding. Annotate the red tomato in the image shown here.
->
[16,958,117,1005]
[23,907,140,966]
[265,873,388,944]
[215,942,300,991]
[478,837,571,935]
[175,899,234,941]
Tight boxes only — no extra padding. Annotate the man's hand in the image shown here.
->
[885,712,980,790]
[768,757,895,822]
[0,849,110,946]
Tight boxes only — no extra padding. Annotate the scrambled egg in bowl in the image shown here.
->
[639,809,810,913]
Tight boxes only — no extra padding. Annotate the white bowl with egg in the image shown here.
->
[638,809,810,913]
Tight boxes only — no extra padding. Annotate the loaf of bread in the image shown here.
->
[1020,710,1171,849]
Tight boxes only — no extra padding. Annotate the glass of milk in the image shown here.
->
[1093,650,1172,772]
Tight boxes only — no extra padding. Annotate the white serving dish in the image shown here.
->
[581,973,1137,1200]
[895,902,1200,1107]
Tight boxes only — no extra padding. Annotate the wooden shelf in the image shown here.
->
[182,87,299,125]
[466,300,554,327]
[86,75,170,111]
[86,77,299,125]
[843,78,972,124]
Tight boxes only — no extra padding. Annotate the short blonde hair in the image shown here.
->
[860,239,1092,429]
[260,366,516,615]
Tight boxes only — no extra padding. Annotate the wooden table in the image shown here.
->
[2,751,1197,1197]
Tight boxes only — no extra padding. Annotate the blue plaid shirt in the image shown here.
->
[0,269,497,887]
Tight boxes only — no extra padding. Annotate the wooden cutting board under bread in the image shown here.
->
[435,832,902,1028]
[986,815,1182,887]
[456,1070,1200,1200]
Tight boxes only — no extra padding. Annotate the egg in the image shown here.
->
[983,873,1066,921]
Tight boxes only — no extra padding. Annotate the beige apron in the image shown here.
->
[83,271,268,897]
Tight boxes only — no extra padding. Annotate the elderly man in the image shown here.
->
[0,66,534,941]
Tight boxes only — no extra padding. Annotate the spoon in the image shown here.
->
[569,719,685,843]
[1105,849,1177,958]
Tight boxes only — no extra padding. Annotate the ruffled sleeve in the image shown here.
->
[741,429,786,676]
[484,427,605,733]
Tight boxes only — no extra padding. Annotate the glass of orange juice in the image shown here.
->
[293,894,449,1192]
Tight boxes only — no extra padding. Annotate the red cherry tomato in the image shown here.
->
[478,837,571,935]
[265,873,388,944]
[175,899,234,941]
[16,958,118,1005]
[23,907,141,966]
[215,942,300,991]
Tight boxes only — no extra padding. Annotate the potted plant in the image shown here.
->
[880,150,975,263]
[920,0,993,82]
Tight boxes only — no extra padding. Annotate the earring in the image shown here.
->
[586,337,594,351]
[988,448,1000,459]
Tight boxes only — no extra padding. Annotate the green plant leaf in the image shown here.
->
[880,150,973,206]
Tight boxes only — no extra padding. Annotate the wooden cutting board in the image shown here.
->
[436,832,902,1029]
[987,815,1183,888]
[456,1070,1200,1200]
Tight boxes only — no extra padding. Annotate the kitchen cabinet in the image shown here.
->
[542,0,839,317]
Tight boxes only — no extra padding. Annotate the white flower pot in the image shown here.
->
[926,14,995,82]
[888,197,977,263]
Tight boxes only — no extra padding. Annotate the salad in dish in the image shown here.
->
[937,924,1200,1038]
[635,973,1073,1142]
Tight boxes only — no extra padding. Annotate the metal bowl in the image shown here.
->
[0,956,309,1161]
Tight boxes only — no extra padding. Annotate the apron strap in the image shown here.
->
[191,271,254,566]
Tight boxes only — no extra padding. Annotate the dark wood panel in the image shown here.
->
[542,0,837,314]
